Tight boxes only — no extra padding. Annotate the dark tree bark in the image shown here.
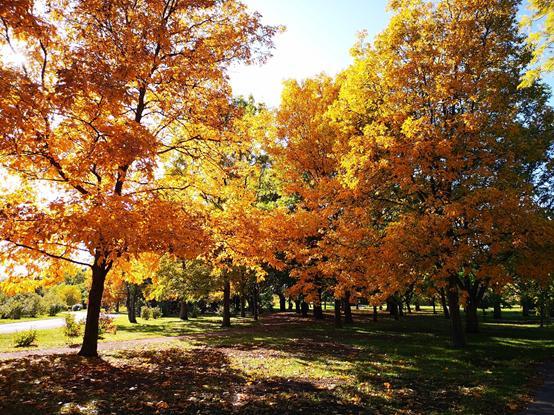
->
[179,301,189,321]
[125,283,138,324]
[493,298,502,320]
[301,301,309,316]
[295,299,301,314]
[222,279,231,328]
[373,305,378,322]
[115,301,120,314]
[432,296,437,314]
[79,261,109,357]
[415,300,421,312]
[343,291,353,324]
[447,277,466,348]
[334,299,342,328]
[439,288,450,319]
[388,298,399,320]
[240,294,246,317]
[278,293,286,312]
[252,283,259,321]
[288,298,293,311]
[313,289,324,320]
[463,278,487,333]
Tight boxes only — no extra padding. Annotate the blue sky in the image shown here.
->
[229,0,391,107]
[230,0,552,108]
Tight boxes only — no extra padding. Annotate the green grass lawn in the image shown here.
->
[0,310,552,414]
[0,314,254,353]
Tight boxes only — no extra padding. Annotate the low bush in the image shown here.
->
[14,329,37,348]
[64,313,82,341]
[98,313,117,336]
[141,307,152,320]
[151,307,162,319]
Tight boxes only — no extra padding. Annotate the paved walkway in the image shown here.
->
[521,362,554,415]
[0,311,118,334]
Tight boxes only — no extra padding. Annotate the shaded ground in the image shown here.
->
[0,312,552,414]
[520,362,554,415]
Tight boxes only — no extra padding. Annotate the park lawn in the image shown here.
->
[0,315,255,353]
[0,311,552,414]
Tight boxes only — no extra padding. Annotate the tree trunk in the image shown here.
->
[278,293,286,312]
[432,296,436,314]
[240,294,246,318]
[439,288,450,319]
[415,300,421,312]
[493,299,502,320]
[334,299,342,328]
[295,299,301,314]
[79,264,109,357]
[405,300,412,314]
[447,277,466,348]
[288,298,293,311]
[222,279,231,328]
[115,301,120,314]
[313,289,324,320]
[301,301,309,316]
[343,291,353,324]
[388,298,399,320]
[465,303,479,333]
[252,284,259,321]
[373,305,378,322]
[126,283,137,324]
[179,300,189,321]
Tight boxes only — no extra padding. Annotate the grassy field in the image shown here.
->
[0,309,552,414]
[0,314,254,352]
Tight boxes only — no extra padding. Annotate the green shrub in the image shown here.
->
[189,303,200,318]
[64,313,82,340]
[14,329,37,347]
[42,291,67,316]
[98,314,117,336]
[151,307,162,319]
[141,307,152,320]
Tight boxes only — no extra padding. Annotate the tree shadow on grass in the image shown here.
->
[0,346,368,415]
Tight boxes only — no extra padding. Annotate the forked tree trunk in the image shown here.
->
[334,299,342,328]
[343,291,353,324]
[79,263,109,357]
[222,279,231,328]
[179,300,189,321]
[447,277,466,348]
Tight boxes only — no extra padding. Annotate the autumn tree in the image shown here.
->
[333,0,554,346]
[520,0,554,87]
[0,0,277,356]
[271,75,349,323]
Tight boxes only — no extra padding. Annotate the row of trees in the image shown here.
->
[0,0,552,356]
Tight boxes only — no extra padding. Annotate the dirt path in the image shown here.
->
[521,362,554,415]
